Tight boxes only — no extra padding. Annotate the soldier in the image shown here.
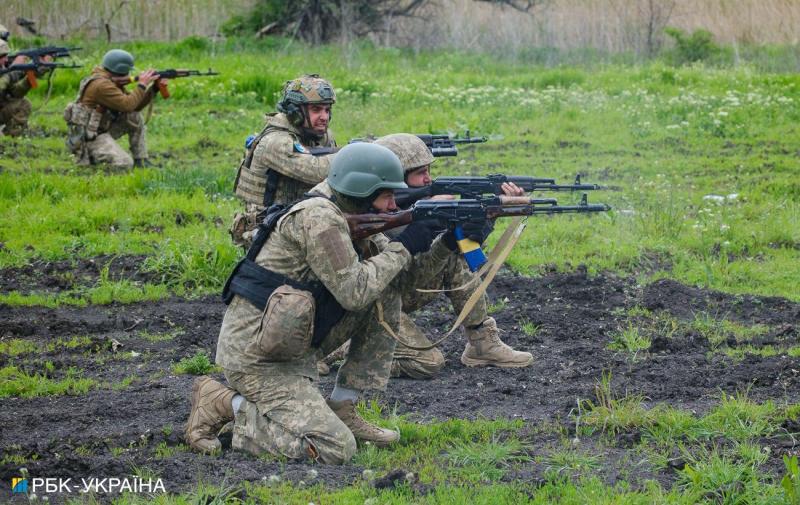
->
[0,39,51,137]
[230,74,337,248]
[325,133,534,379]
[63,49,163,168]
[0,23,9,41]
[185,143,448,463]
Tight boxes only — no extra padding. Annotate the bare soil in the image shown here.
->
[1,265,798,503]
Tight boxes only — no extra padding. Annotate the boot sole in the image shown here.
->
[460,356,534,368]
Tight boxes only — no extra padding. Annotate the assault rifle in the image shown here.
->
[413,131,488,157]
[307,131,489,157]
[393,174,605,208]
[112,68,219,99]
[3,45,81,87]
[346,194,611,271]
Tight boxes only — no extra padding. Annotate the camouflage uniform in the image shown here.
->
[0,40,38,137]
[231,75,337,248]
[217,180,451,463]
[63,66,153,168]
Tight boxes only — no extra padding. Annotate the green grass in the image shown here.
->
[0,365,96,398]
[607,323,652,357]
[172,351,220,375]
[1,39,797,306]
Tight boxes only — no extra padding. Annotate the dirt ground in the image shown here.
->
[1,261,799,503]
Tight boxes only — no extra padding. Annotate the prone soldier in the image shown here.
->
[185,142,451,463]
[63,49,163,168]
[231,74,337,248]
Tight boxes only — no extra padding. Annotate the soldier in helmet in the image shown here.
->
[0,38,52,136]
[63,49,165,168]
[230,74,337,248]
[323,133,534,379]
[185,142,448,463]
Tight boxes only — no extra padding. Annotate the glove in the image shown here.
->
[391,220,437,256]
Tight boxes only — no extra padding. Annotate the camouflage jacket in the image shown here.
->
[217,181,454,378]
[234,112,336,209]
[0,69,31,103]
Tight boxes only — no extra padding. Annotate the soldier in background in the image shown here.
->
[230,74,337,248]
[0,38,52,136]
[63,49,163,168]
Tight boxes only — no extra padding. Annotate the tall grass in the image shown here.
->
[3,0,799,60]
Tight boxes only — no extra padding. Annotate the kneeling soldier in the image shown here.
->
[64,49,163,168]
[0,39,51,137]
[185,142,447,463]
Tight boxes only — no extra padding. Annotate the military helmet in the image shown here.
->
[0,39,9,57]
[328,143,407,198]
[0,24,9,41]
[102,49,135,75]
[375,133,434,174]
[278,74,336,108]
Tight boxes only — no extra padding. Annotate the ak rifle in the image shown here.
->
[308,131,489,157]
[3,45,81,87]
[393,174,605,208]
[346,194,611,272]
[112,68,219,99]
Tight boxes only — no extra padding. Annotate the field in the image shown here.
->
[1,38,799,504]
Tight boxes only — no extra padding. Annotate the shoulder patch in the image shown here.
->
[293,142,309,154]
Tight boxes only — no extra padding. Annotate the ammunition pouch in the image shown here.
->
[222,198,345,347]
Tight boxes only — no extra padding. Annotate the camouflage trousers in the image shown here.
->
[392,253,488,379]
[78,111,147,168]
[224,286,401,463]
[0,97,32,137]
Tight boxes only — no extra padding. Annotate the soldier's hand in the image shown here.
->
[391,220,437,256]
[430,194,456,201]
[137,69,159,86]
[40,55,53,63]
[501,182,524,196]
[12,55,27,65]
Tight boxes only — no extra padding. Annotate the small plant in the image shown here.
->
[520,319,540,337]
[155,441,189,459]
[172,351,219,375]
[487,297,508,314]
[608,323,651,357]
[544,447,600,480]
[446,435,531,482]
[781,455,800,504]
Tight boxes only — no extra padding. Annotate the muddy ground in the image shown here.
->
[1,262,799,503]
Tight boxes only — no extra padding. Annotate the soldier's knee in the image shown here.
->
[18,98,32,115]
[311,430,356,465]
[394,350,445,379]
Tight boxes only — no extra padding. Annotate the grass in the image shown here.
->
[172,351,220,375]
[0,365,96,398]
[607,323,651,357]
[0,39,797,306]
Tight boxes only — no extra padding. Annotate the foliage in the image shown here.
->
[664,27,720,65]
[172,351,219,375]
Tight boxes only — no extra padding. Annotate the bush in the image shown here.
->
[664,27,720,65]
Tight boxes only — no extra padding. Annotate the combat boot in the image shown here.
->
[185,376,236,453]
[327,399,399,447]
[133,158,152,168]
[461,317,534,368]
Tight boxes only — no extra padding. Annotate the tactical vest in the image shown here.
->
[222,196,346,347]
[62,74,108,141]
[233,119,334,209]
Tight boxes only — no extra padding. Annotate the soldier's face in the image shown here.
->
[0,55,8,67]
[306,104,331,134]
[405,165,432,187]
[371,190,398,213]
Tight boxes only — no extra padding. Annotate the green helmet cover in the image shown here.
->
[328,143,407,198]
[102,49,135,75]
